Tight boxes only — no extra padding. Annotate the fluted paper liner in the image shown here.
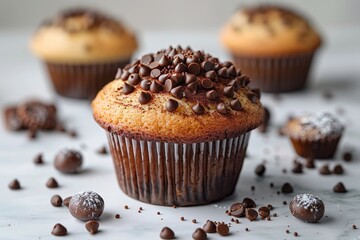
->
[233,53,315,93]
[107,132,251,206]
[45,59,129,99]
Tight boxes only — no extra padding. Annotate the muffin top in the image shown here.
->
[30,8,137,63]
[220,5,322,56]
[284,113,344,140]
[92,46,264,143]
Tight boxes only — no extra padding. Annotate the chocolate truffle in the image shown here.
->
[289,193,325,223]
[54,149,83,174]
[69,191,104,221]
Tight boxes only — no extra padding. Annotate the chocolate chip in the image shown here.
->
[8,179,21,190]
[141,54,153,65]
[51,194,63,207]
[229,79,240,91]
[281,182,293,193]
[192,228,207,240]
[139,65,151,77]
[333,182,347,193]
[69,191,104,221]
[216,223,229,236]
[63,196,71,207]
[258,206,270,218]
[122,83,135,95]
[160,227,175,239]
[239,75,250,86]
[150,81,163,93]
[255,164,266,176]
[150,69,161,78]
[128,65,139,74]
[242,197,256,208]
[127,73,140,85]
[97,146,107,155]
[245,208,258,221]
[115,68,123,79]
[333,164,344,175]
[85,220,99,234]
[304,158,316,168]
[187,81,198,92]
[203,220,216,233]
[185,73,197,84]
[171,73,184,84]
[33,153,44,165]
[230,99,242,111]
[206,90,218,100]
[352,225,357,229]
[292,162,303,174]
[149,61,160,69]
[46,177,59,188]
[170,86,183,99]
[115,214,120,219]
[139,91,152,104]
[230,203,245,217]
[175,63,187,73]
[201,61,215,72]
[172,56,183,65]
[164,79,174,92]
[51,223,67,236]
[120,70,130,80]
[158,55,171,67]
[343,151,353,162]
[227,65,237,77]
[223,86,234,98]
[165,99,179,112]
[158,74,169,84]
[290,193,325,223]
[155,53,166,62]
[216,103,228,114]
[192,103,205,115]
[186,55,199,64]
[205,70,217,80]
[192,219,197,223]
[319,164,331,175]
[54,149,83,174]
[247,92,257,103]
[194,50,204,60]
[180,216,185,221]
[217,67,229,78]
[200,78,213,89]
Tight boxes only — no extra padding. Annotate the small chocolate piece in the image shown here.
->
[187,81,198,92]
[258,206,270,218]
[172,56,183,65]
[289,193,325,223]
[188,62,201,75]
[33,153,44,165]
[227,65,237,77]
[185,73,197,84]
[8,179,21,190]
[255,164,266,176]
[46,177,59,188]
[192,219,197,223]
[230,99,242,111]
[158,55,171,67]
[230,203,245,217]
[200,78,213,89]
[333,182,347,193]
[247,92,258,103]
[283,201,288,205]
[85,220,99,234]
[170,86,183,99]
[115,214,120,219]
[150,69,161,78]
[54,149,83,174]
[97,146,107,155]
[201,61,215,72]
[51,194,63,207]
[216,223,229,236]
[333,164,344,175]
[67,129,77,138]
[160,227,175,239]
[63,196,71,207]
[281,182,294,193]
[139,91,152,104]
[128,65,139,74]
[229,79,240,91]
[140,80,151,90]
[164,79,174,92]
[139,65,151,77]
[205,70,217,81]
[216,103,228,114]
[292,162,303,174]
[223,86,234,98]
[127,73,140,85]
[245,208,258,221]
[203,220,216,233]
[343,151,353,162]
[165,99,179,112]
[206,90,218,100]
[175,63,187,73]
[217,67,229,78]
[304,158,316,169]
[352,225,357,229]
[120,70,130,80]
[122,83,135,95]
[319,164,331,175]
[242,197,256,208]
[150,81,163,93]
[192,228,207,240]
[69,191,104,221]
[51,223,67,236]
[192,103,205,115]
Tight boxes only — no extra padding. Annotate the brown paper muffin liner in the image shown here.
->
[232,52,315,93]
[290,136,341,159]
[106,132,251,206]
[45,59,129,99]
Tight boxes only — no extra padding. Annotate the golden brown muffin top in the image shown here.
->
[30,8,137,63]
[284,113,344,141]
[92,46,264,143]
[220,5,322,56]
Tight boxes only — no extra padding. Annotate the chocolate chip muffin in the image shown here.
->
[92,46,263,206]
[284,113,344,159]
[30,8,138,99]
[220,5,322,92]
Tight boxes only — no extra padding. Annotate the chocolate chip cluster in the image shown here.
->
[115,46,259,115]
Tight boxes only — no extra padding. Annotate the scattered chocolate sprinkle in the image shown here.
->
[180,217,185,221]
[85,220,99,234]
[267,204,273,210]
[97,146,107,155]
[245,227,249,232]
[251,185,255,191]
[286,229,290,234]
[115,214,120,219]
[273,213,278,217]
[8,179,21,190]
[258,107,270,133]
[51,194,63,207]
[294,232,299,237]
[124,205,129,209]
[270,182,274,188]
[255,164,266,176]
[333,164,344,175]
[333,182,347,193]
[352,225,357,229]
[33,153,44,165]
[63,196,71,207]
[343,151,353,162]
[46,177,59,188]
[282,201,287,205]
[319,164,331,175]
[217,223,230,236]
[192,219,197,223]
[281,182,293,193]
[138,91,152,104]
[192,228,207,240]
[52,223,67,236]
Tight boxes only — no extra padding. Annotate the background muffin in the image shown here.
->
[284,113,344,159]
[92,46,263,206]
[30,8,138,99]
[220,5,322,93]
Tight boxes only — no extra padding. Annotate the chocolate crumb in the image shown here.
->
[319,164,331,175]
[292,162,303,174]
[97,146,108,155]
[124,205,129,209]
[333,164,344,175]
[33,153,44,165]
[192,219,197,223]
[51,223,67,236]
[115,214,120,219]
[46,177,59,188]
[270,182,274,188]
[343,151,353,162]
[352,224,357,229]
[282,201,287,205]
[180,217,185,221]
[294,232,299,237]
[281,182,293,193]
[333,182,347,193]
[286,229,290,234]
[27,129,37,140]
[255,164,266,176]
[245,227,249,232]
[157,212,160,215]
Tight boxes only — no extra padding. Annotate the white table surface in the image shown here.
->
[0,27,360,240]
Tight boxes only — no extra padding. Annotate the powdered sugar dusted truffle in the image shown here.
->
[69,191,104,221]
[289,193,325,223]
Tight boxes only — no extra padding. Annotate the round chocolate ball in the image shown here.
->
[69,191,104,221]
[54,149,83,174]
[289,193,325,223]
